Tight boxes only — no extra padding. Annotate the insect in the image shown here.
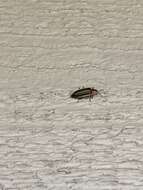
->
[70,87,99,100]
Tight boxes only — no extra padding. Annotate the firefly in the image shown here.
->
[70,87,99,100]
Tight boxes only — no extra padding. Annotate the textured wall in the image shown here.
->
[0,0,143,189]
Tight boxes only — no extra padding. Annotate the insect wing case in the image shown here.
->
[71,88,92,99]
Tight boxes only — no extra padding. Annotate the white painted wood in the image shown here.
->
[0,0,143,189]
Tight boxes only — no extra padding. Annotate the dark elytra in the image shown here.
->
[70,87,99,100]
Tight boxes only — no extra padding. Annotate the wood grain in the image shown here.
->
[0,0,143,189]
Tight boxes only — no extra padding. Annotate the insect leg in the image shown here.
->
[89,93,92,102]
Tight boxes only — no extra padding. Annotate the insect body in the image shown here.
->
[70,88,99,100]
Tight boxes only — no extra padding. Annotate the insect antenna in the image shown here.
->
[98,89,108,101]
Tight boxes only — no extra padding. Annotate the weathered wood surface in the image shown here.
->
[0,0,143,189]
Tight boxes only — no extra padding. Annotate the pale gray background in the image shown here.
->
[0,0,143,189]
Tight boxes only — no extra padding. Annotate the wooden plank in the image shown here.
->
[0,0,143,189]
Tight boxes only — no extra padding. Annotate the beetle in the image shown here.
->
[70,87,99,100]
